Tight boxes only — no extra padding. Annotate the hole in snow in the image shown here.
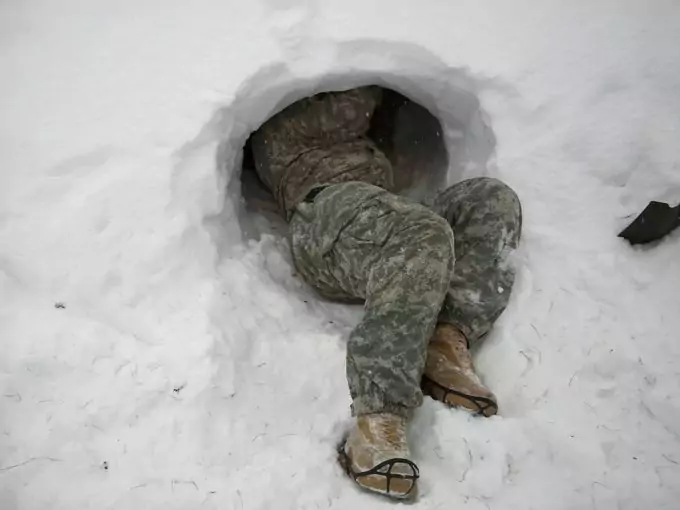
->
[176,41,498,255]
[238,86,451,239]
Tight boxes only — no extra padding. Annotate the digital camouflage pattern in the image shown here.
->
[290,179,521,416]
[250,88,522,417]
[250,86,394,219]
[424,177,523,346]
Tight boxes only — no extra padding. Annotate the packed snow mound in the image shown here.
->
[1,1,680,510]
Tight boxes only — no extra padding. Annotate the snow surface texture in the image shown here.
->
[1,1,680,509]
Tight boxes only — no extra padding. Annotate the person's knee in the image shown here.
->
[469,177,518,202]
[469,177,521,218]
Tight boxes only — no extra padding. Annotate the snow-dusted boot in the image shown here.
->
[422,323,498,417]
[339,413,419,500]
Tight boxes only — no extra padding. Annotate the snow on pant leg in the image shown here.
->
[290,182,455,416]
[426,177,522,347]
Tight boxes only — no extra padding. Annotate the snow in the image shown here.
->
[1,0,680,509]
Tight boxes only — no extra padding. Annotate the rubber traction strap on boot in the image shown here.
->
[422,375,498,416]
[338,445,419,498]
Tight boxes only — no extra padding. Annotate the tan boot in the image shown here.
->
[339,413,419,500]
[422,324,498,417]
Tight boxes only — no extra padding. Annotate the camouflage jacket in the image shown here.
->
[250,86,395,220]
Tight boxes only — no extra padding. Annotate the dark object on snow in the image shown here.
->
[619,201,680,244]
[54,302,66,309]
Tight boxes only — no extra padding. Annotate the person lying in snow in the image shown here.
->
[249,86,522,500]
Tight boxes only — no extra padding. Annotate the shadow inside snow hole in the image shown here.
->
[237,87,452,241]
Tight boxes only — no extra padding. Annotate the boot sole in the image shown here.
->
[422,375,498,417]
[337,441,419,500]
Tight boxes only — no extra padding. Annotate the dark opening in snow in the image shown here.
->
[238,87,449,236]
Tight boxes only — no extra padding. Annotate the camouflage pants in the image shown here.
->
[289,178,522,416]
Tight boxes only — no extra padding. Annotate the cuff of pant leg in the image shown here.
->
[351,396,413,418]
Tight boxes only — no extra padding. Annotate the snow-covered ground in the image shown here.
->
[2,1,680,508]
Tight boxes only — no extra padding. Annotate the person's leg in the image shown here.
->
[343,200,455,417]
[290,181,455,498]
[427,177,522,343]
[421,177,522,416]
[292,181,456,413]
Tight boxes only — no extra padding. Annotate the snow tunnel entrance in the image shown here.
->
[181,42,500,252]
[238,86,451,238]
